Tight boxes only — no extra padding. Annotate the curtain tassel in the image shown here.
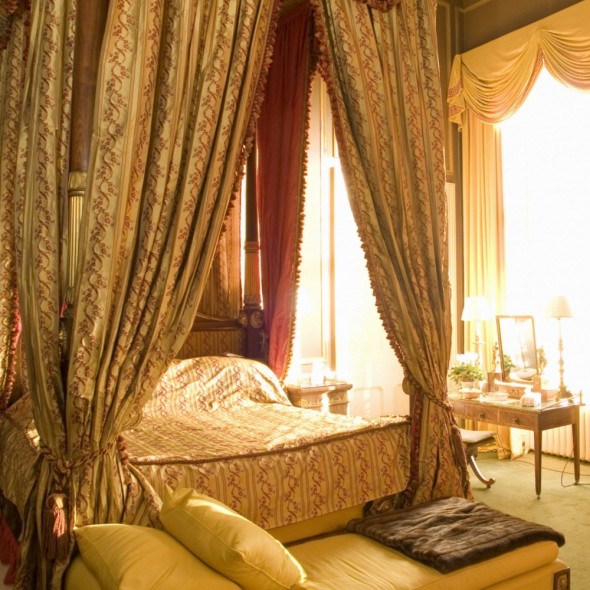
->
[42,493,70,561]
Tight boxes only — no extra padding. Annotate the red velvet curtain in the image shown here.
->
[257,1,314,379]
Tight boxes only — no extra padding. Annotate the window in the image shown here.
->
[288,78,406,418]
[500,67,590,396]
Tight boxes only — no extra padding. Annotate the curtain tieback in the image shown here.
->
[42,493,69,561]
[39,435,128,475]
[40,436,128,560]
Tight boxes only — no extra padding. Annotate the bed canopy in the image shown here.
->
[0,0,468,587]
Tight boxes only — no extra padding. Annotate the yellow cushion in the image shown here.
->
[160,487,307,590]
[289,533,561,590]
[74,523,240,590]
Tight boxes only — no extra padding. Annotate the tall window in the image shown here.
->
[287,78,406,418]
[500,67,590,395]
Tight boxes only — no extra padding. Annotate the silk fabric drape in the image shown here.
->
[7,0,279,587]
[0,0,478,586]
[313,0,469,504]
[461,110,505,372]
[0,4,27,412]
[257,1,314,380]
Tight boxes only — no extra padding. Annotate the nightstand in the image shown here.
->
[285,380,352,415]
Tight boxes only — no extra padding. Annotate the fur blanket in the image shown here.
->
[347,496,565,573]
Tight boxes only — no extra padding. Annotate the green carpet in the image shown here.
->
[470,452,590,589]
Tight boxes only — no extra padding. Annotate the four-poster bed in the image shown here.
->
[0,0,471,588]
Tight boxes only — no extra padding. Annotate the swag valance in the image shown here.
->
[449,0,590,128]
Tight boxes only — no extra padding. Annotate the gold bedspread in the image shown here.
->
[129,356,410,530]
[0,356,410,532]
[128,405,409,529]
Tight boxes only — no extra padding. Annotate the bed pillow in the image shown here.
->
[74,523,240,590]
[143,356,291,417]
[160,487,307,590]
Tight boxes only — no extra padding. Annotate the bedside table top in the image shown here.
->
[284,379,352,394]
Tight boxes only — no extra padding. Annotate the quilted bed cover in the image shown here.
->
[0,356,410,531]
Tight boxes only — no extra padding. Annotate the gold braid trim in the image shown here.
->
[353,0,401,12]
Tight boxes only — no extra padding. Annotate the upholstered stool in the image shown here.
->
[459,429,497,488]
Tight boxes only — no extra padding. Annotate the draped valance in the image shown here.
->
[448,0,590,129]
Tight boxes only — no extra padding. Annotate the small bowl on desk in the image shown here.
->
[462,389,481,400]
[488,392,509,402]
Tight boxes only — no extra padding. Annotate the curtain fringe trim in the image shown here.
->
[0,516,18,585]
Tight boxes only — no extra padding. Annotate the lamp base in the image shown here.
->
[558,385,572,400]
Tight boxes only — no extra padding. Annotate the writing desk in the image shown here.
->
[449,395,580,497]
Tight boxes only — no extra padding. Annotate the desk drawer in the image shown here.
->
[463,404,499,423]
[497,408,535,429]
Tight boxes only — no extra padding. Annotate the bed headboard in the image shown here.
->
[176,316,246,359]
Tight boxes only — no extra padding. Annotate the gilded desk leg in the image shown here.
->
[534,428,543,497]
[572,420,580,484]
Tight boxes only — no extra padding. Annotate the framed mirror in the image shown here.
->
[496,315,538,381]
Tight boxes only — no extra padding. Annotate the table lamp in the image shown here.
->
[461,296,493,366]
[545,295,573,399]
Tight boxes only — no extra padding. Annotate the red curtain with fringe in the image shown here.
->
[257,1,314,380]
[0,516,18,584]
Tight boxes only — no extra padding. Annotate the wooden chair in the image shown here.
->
[459,429,497,488]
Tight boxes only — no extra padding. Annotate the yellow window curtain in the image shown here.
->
[313,0,469,505]
[448,0,590,368]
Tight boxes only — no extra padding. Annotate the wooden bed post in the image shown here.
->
[239,147,268,362]
[61,1,109,368]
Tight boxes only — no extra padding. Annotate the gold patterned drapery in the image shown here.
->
[6,0,279,587]
[313,0,469,505]
[0,2,28,412]
[448,0,590,365]
[1,0,478,586]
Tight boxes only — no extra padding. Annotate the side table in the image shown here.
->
[285,380,352,415]
[449,395,580,496]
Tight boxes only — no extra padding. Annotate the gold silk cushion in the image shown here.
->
[74,523,240,590]
[160,487,307,590]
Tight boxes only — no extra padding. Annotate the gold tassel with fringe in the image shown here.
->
[42,493,69,561]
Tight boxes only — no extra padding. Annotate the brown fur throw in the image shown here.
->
[347,496,565,573]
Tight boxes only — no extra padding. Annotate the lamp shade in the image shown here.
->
[545,295,573,319]
[461,297,493,322]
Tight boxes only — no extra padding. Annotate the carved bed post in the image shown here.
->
[61,1,109,368]
[239,147,268,361]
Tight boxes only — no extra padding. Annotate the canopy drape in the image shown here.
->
[1,0,478,587]
[313,0,469,504]
[448,0,590,363]
[0,6,29,585]
[7,0,279,587]
[0,2,27,413]
[257,1,314,379]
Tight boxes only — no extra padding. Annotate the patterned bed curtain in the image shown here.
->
[313,0,470,504]
[257,1,315,380]
[8,0,279,588]
[0,4,29,583]
[0,2,27,413]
